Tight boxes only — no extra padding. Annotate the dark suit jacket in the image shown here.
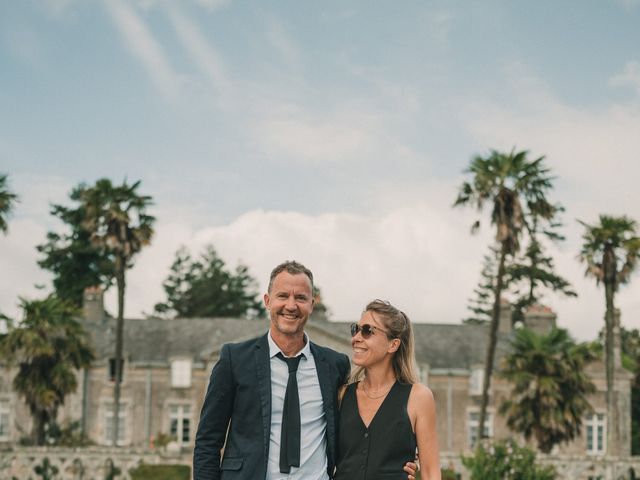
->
[193,333,350,480]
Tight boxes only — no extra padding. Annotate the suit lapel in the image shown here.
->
[311,343,336,465]
[255,333,271,459]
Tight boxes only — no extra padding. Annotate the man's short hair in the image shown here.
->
[268,260,314,293]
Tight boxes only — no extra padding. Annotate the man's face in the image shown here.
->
[264,272,314,337]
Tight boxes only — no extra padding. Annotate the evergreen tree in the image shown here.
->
[154,245,264,318]
[37,195,115,307]
[464,244,501,325]
[509,207,576,323]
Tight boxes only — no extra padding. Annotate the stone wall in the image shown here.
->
[0,446,191,480]
[440,452,640,480]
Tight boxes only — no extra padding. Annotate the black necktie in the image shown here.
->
[276,352,302,473]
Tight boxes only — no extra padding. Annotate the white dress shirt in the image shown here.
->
[267,331,329,480]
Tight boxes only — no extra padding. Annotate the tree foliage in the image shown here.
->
[0,296,94,445]
[37,192,115,307]
[464,244,500,324]
[0,173,18,234]
[499,327,596,453]
[465,223,576,326]
[154,245,264,318]
[454,148,558,438]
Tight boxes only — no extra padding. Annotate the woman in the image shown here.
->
[335,300,441,480]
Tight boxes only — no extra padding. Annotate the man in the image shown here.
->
[194,261,417,479]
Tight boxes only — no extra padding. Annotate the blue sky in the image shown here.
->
[1,0,640,341]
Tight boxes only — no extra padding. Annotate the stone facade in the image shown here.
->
[0,288,635,478]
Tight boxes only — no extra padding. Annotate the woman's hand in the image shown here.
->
[403,460,418,480]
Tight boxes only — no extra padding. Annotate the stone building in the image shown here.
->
[0,288,633,462]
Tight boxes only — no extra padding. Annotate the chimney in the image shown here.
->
[523,304,556,335]
[613,308,622,370]
[498,298,512,334]
[83,286,105,323]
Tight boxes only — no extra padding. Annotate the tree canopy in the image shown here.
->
[0,173,18,234]
[37,193,115,307]
[0,296,94,445]
[499,327,596,453]
[579,214,640,453]
[454,148,559,437]
[154,245,265,319]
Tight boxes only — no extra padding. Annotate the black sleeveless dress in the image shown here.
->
[335,381,417,480]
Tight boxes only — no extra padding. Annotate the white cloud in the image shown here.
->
[104,0,181,101]
[609,60,640,95]
[0,218,53,320]
[104,196,490,328]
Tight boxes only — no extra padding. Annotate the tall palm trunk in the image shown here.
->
[32,409,49,446]
[112,255,125,446]
[603,246,617,455]
[478,241,508,440]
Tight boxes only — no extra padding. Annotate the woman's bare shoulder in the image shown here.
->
[409,383,435,407]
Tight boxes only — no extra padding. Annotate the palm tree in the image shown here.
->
[579,214,640,454]
[79,178,155,446]
[499,327,596,453]
[0,173,18,234]
[454,148,556,438]
[0,296,94,445]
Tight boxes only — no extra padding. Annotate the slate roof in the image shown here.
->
[87,316,269,365]
[86,314,513,371]
[309,319,514,371]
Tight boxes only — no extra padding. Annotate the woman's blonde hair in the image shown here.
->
[350,299,419,384]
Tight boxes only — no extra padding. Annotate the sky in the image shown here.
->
[1,0,639,341]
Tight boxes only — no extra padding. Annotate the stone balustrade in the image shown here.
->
[0,446,191,480]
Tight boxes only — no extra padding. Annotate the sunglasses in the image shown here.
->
[350,323,390,339]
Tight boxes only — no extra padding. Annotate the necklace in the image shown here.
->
[361,380,394,399]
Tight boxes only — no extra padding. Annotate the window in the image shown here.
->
[0,400,10,441]
[108,358,125,383]
[586,413,606,455]
[468,410,493,448]
[171,359,192,388]
[103,404,127,446]
[469,368,484,396]
[169,404,191,445]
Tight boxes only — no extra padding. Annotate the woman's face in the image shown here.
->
[351,310,398,367]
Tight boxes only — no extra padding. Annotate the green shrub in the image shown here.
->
[441,466,460,480]
[129,464,191,480]
[462,439,556,480]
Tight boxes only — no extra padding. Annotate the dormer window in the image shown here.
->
[171,359,192,388]
[469,367,484,396]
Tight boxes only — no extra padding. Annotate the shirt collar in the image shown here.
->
[267,329,310,359]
